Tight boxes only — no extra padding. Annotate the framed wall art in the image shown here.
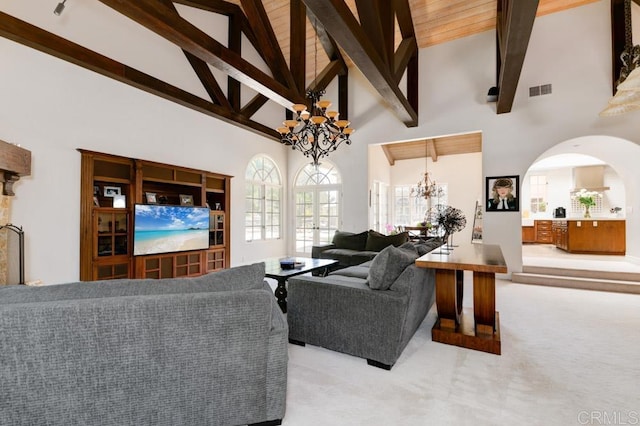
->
[486,175,519,212]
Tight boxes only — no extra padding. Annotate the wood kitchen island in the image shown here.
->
[552,219,625,255]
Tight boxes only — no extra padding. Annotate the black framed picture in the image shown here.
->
[486,175,519,212]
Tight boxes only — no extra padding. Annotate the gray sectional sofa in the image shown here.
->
[0,263,287,426]
[311,229,411,269]
[288,243,436,370]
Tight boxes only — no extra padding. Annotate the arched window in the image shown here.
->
[293,162,342,254]
[245,155,282,241]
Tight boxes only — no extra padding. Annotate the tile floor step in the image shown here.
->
[522,265,640,282]
[511,272,640,294]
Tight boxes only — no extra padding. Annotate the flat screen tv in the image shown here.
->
[133,204,210,256]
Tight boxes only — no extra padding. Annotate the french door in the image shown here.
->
[293,163,342,255]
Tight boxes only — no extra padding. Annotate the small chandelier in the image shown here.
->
[412,171,439,199]
[411,140,441,200]
[277,90,354,166]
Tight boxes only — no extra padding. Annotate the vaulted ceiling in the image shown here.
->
[0,0,598,145]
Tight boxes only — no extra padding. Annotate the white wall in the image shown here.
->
[0,3,289,283]
[521,164,625,219]
[2,1,640,283]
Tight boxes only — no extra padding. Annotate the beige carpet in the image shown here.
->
[281,276,640,425]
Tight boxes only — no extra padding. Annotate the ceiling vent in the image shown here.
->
[572,165,610,192]
[529,84,552,97]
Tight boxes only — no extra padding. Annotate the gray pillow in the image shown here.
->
[414,238,444,256]
[399,242,418,255]
[367,245,418,291]
[365,231,409,252]
[332,230,369,250]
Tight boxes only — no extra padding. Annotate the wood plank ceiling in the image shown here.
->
[0,0,598,149]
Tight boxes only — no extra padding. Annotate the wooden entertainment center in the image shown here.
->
[79,149,231,281]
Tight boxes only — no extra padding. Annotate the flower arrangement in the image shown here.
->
[572,188,600,207]
[572,189,602,218]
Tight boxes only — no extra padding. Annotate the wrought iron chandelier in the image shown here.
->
[277,91,354,166]
[276,19,354,166]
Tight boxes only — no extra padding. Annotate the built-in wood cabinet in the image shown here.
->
[522,220,553,244]
[79,150,231,281]
[535,220,553,243]
[552,219,625,255]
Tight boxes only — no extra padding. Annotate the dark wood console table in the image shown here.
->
[415,244,507,355]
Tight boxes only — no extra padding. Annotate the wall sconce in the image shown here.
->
[53,0,67,16]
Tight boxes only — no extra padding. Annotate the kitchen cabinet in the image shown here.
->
[521,220,553,244]
[522,226,536,243]
[552,219,625,255]
[535,220,553,243]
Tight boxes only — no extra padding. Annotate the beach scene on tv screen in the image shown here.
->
[134,205,210,256]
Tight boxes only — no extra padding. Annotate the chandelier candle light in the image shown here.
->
[572,188,602,218]
[277,90,354,166]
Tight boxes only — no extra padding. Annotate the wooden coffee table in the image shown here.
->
[415,244,507,355]
[264,257,338,313]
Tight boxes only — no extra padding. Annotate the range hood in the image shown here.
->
[572,165,610,192]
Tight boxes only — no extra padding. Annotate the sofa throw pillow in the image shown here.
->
[367,245,418,291]
[399,241,419,255]
[332,230,369,251]
[365,230,409,252]
[414,238,444,256]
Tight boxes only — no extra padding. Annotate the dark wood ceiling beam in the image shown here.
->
[290,0,307,94]
[308,59,344,93]
[97,0,305,109]
[355,0,394,67]
[306,9,349,72]
[240,0,298,91]
[172,0,260,48]
[394,0,415,39]
[394,0,419,117]
[302,0,418,127]
[306,8,350,119]
[161,0,231,109]
[0,12,279,141]
[183,51,232,108]
[495,0,539,114]
[241,94,269,118]
[227,12,242,111]
[393,37,417,82]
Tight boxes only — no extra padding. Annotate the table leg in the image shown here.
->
[473,271,496,335]
[435,269,461,329]
[456,269,464,316]
[274,277,288,313]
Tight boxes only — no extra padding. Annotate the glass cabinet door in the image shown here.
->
[95,210,128,257]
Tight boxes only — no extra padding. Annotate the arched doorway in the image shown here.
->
[520,135,640,269]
